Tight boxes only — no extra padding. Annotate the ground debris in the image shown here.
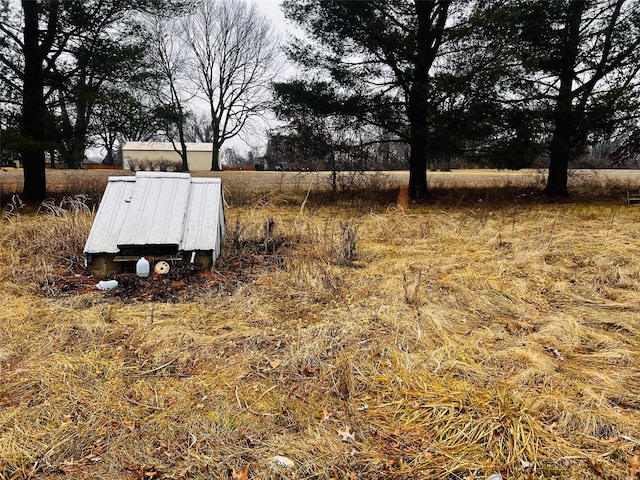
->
[43,244,287,302]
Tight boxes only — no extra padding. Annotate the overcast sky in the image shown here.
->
[256,0,289,32]
[255,0,305,78]
[227,0,300,156]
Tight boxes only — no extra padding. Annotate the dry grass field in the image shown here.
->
[1,167,640,202]
[1,169,640,479]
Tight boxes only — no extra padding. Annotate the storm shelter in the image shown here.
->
[84,172,225,279]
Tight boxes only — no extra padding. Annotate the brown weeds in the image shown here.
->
[1,172,640,479]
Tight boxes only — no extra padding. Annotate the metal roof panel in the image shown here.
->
[83,177,136,254]
[116,172,191,247]
[84,172,225,259]
[181,178,224,251]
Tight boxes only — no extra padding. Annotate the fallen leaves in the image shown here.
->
[329,471,357,480]
[586,457,604,476]
[337,426,355,442]
[231,463,250,480]
[301,365,319,376]
[629,455,640,478]
[267,358,281,370]
[124,464,160,480]
[47,238,290,302]
[319,407,333,423]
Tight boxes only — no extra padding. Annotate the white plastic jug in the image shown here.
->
[136,257,150,277]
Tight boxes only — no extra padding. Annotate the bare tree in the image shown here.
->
[147,14,193,172]
[91,88,159,165]
[181,0,280,171]
[184,111,214,143]
[17,0,59,200]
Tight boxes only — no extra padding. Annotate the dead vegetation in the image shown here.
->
[1,171,640,479]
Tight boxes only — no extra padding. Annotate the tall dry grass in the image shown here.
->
[1,173,640,479]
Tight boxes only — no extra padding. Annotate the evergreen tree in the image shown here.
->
[473,0,640,195]
[279,0,457,198]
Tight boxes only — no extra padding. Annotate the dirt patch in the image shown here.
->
[43,241,289,302]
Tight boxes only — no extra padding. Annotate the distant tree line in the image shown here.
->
[0,0,639,200]
[272,0,640,197]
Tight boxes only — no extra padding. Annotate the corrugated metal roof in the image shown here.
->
[122,141,214,152]
[83,176,135,254]
[181,178,225,252]
[84,172,225,260]
[117,172,192,248]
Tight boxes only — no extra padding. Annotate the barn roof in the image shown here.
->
[84,172,225,260]
[122,141,214,152]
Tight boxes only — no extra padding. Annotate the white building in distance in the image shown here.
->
[122,142,215,171]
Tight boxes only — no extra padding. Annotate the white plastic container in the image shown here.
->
[96,280,118,290]
[136,257,150,277]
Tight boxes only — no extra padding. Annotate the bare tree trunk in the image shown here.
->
[546,102,573,197]
[68,92,89,169]
[177,117,189,172]
[172,85,189,172]
[407,0,450,199]
[20,0,58,201]
[211,139,221,171]
[210,121,221,170]
[545,2,585,197]
[407,71,429,198]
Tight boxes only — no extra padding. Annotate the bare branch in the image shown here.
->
[181,0,281,169]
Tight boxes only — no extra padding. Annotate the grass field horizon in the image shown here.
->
[1,170,640,479]
[2,167,640,203]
